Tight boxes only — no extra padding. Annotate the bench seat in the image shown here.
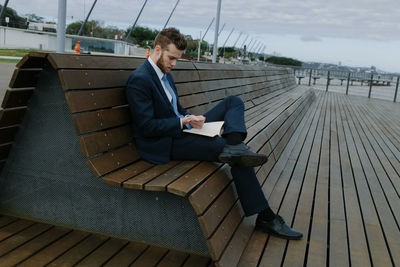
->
[0,53,315,266]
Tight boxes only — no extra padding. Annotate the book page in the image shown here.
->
[183,121,224,137]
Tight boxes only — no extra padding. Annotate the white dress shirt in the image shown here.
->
[147,57,185,128]
[148,57,172,102]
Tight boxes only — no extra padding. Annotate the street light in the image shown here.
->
[212,0,222,63]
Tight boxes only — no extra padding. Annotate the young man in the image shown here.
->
[126,28,302,240]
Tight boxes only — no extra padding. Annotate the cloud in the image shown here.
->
[301,36,322,42]
[6,0,400,42]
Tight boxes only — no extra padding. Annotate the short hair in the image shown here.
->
[154,28,187,51]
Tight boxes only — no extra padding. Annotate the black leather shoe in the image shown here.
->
[256,214,303,240]
[218,143,268,167]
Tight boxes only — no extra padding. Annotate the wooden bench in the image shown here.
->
[0,52,315,266]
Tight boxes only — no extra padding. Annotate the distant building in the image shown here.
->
[28,22,57,33]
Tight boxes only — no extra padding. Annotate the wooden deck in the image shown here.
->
[239,90,400,267]
[0,90,399,266]
[0,215,213,267]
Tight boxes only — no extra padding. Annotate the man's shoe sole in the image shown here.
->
[218,154,268,167]
[255,225,303,240]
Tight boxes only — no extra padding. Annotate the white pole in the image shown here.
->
[198,31,201,62]
[57,0,67,53]
[212,0,222,63]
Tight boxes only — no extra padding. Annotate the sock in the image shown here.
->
[226,132,242,145]
[260,207,276,221]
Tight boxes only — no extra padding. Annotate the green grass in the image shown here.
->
[0,49,31,57]
[0,58,20,63]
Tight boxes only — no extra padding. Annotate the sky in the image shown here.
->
[6,0,400,73]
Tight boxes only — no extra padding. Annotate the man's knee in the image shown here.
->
[226,95,244,108]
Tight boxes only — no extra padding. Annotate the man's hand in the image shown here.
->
[182,115,205,129]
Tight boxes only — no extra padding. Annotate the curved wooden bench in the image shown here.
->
[0,52,315,266]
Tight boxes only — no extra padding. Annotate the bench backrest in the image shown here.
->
[1,53,295,181]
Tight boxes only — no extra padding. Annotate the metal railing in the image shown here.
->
[292,68,399,102]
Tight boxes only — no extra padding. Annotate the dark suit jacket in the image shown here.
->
[126,60,189,164]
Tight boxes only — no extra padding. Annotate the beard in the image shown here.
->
[156,51,169,73]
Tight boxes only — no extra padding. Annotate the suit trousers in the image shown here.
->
[170,96,269,216]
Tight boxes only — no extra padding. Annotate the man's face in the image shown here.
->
[156,43,183,73]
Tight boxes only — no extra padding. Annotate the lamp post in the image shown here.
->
[212,0,222,63]
[57,0,67,53]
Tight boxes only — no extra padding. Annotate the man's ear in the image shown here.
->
[154,45,162,53]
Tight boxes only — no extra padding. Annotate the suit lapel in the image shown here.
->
[144,60,173,108]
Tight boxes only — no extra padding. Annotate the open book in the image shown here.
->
[183,121,224,137]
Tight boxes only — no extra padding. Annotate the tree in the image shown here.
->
[125,26,159,47]
[25,13,44,22]
[0,5,27,28]
[265,56,302,67]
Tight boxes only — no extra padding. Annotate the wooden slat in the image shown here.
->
[216,216,255,267]
[47,234,108,267]
[144,161,199,191]
[0,216,17,229]
[156,250,189,267]
[122,161,180,190]
[48,53,195,70]
[8,69,41,88]
[189,166,231,215]
[0,107,26,128]
[339,94,399,266]
[171,70,200,83]
[238,230,268,267]
[1,88,34,109]
[130,246,169,266]
[167,161,221,197]
[59,69,131,90]
[103,242,148,267]
[182,254,212,267]
[280,93,329,267]
[206,202,243,260]
[16,52,47,69]
[102,160,154,187]
[0,219,35,242]
[79,125,132,157]
[48,53,145,69]
[75,238,129,266]
[0,223,52,257]
[0,226,70,266]
[327,93,349,267]
[17,230,90,267]
[339,95,393,267]
[86,144,140,178]
[65,88,126,113]
[197,184,237,239]
[72,106,130,135]
[0,125,19,145]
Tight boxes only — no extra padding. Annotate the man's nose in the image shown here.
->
[171,60,176,66]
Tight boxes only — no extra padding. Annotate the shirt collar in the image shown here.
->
[148,57,165,81]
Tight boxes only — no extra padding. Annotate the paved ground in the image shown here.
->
[0,62,17,102]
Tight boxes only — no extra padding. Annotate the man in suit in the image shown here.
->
[126,28,302,240]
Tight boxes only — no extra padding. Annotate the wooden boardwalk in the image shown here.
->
[0,215,213,266]
[239,90,400,267]
[0,90,399,266]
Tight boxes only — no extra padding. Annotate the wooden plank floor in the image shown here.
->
[0,90,399,266]
[239,90,399,267]
[0,215,213,267]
